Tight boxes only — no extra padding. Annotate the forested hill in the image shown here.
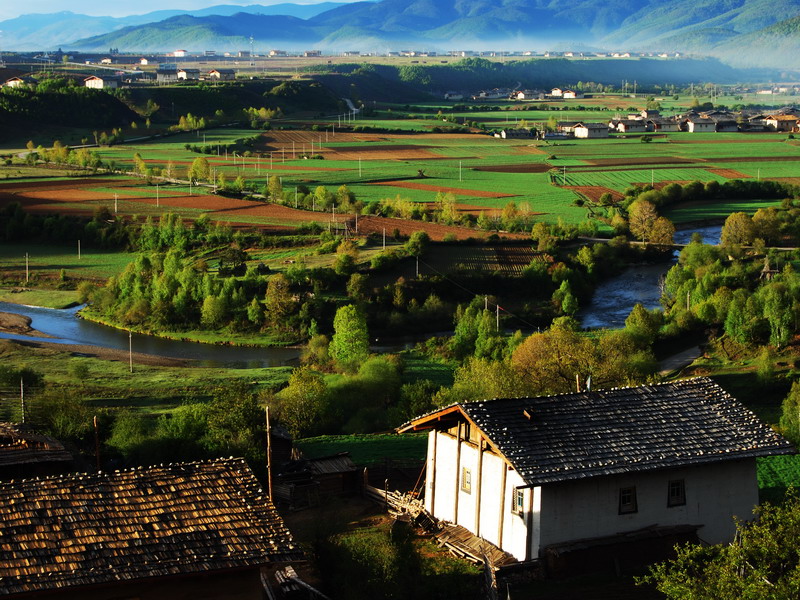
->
[49,0,800,69]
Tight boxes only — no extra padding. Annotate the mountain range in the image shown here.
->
[4,0,800,68]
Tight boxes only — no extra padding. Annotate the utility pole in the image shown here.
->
[496,304,500,331]
[156,184,159,207]
[78,240,81,260]
[359,158,362,178]
[383,228,386,249]
[129,330,133,373]
[459,161,462,181]
[93,416,101,471]
[114,193,118,213]
[24,253,29,283]
[19,378,24,424]
[416,255,419,278]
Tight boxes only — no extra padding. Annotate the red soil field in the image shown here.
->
[707,168,751,178]
[354,215,528,241]
[369,180,518,198]
[566,186,623,202]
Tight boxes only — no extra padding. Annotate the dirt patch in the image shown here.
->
[473,163,552,173]
[0,178,124,192]
[586,157,695,167]
[707,168,751,178]
[0,311,49,337]
[369,180,518,198]
[566,186,624,202]
[713,155,800,163]
[8,338,190,367]
[354,215,528,241]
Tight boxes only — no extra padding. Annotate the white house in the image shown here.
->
[177,68,201,81]
[685,117,716,132]
[562,89,583,99]
[173,49,188,58]
[139,58,149,66]
[399,378,793,564]
[612,119,647,133]
[208,68,236,81]
[156,69,179,84]
[84,75,119,89]
[3,76,37,88]
[574,122,608,138]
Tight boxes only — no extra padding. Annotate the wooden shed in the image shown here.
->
[0,422,72,479]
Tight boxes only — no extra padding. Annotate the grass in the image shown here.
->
[295,433,428,465]
[0,288,78,309]
[0,339,293,415]
[0,243,136,280]
[757,455,800,505]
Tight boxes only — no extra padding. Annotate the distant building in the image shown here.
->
[139,57,149,65]
[156,69,179,84]
[84,75,119,89]
[208,68,236,81]
[303,50,322,57]
[269,49,287,57]
[574,122,609,139]
[177,68,200,81]
[685,117,716,133]
[172,49,188,58]
[3,76,37,88]
[205,50,217,57]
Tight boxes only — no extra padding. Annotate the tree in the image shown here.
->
[267,175,283,201]
[780,381,800,445]
[405,231,430,257]
[640,492,800,599]
[628,199,658,242]
[264,273,294,326]
[650,216,676,247]
[721,212,755,247]
[330,305,369,372]
[188,157,211,183]
[273,367,327,437]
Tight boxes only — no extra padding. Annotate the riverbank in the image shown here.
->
[79,307,301,349]
[0,311,54,337]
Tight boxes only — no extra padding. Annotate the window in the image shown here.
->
[460,467,472,493]
[512,489,525,515]
[619,486,637,514]
[668,479,686,507]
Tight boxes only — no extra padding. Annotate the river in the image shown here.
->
[578,225,723,329]
[0,302,300,368]
[0,225,723,363]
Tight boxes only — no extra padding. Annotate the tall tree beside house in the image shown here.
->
[330,304,369,373]
[188,157,211,184]
[721,212,756,247]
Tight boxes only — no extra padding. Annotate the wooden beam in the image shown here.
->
[429,431,437,514]
[474,438,484,536]
[498,465,507,550]
[454,421,462,524]
[525,487,534,561]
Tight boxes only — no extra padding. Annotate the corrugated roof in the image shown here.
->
[400,378,794,487]
[0,458,301,596]
[0,423,72,468]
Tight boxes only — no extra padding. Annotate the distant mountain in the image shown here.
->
[0,4,347,50]
[11,0,800,68]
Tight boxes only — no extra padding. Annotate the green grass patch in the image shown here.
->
[0,288,78,309]
[758,455,800,505]
[0,243,136,280]
[295,433,428,465]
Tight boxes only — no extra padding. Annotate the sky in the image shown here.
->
[0,0,331,20]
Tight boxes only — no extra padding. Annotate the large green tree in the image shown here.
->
[330,304,369,372]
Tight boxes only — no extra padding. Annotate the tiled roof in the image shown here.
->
[0,423,72,468]
[401,378,794,487]
[0,458,300,596]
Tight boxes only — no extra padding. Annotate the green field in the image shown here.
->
[757,455,800,504]
[0,243,136,280]
[296,433,428,465]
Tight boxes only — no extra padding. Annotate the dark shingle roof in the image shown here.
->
[0,423,72,468]
[0,458,300,596]
[403,378,793,487]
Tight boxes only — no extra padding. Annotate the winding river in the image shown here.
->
[578,224,723,329]
[0,224,723,364]
[0,302,300,368]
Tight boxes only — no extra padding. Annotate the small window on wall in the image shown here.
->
[619,486,637,514]
[461,467,472,493]
[512,489,525,515]
[668,479,686,507]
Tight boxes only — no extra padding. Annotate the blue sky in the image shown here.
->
[0,1,335,20]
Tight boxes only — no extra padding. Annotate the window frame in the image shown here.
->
[667,479,686,507]
[618,486,638,514]
[460,467,472,494]
[511,488,525,515]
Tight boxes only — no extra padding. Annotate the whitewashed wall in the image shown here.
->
[538,458,758,548]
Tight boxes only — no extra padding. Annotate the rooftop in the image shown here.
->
[400,378,794,487]
[0,458,300,596]
[0,423,71,468]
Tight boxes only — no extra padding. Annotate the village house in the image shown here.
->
[0,458,301,599]
[647,117,680,132]
[556,121,580,134]
[611,119,647,133]
[156,69,179,84]
[3,76,37,88]
[513,90,541,101]
[399,378,793,570]
[208,68,236,81]
[712,116,739,132]
[549,87,563,97]
[684,116,716,132]
[139,57,149,66]
[764,114,799,132]
[562,89,583,99]
[495,128,535,139]
[84,75,120,89]
[574,122,609,138]
[444,91,464,100]
[172,49,188,58]
[177,68,200,81]
[0,422,72,479]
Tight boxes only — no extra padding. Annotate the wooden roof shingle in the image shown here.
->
[0,457,300,596]
[400,378,794,487]
[0,423,72,468]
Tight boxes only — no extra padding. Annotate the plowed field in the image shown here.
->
[370,180,518,198]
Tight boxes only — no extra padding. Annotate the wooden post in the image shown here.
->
[475,438,484,536]
[497,465,507,549]
[19,378,24,424]
[93,416,100,471]
[453,422,462,523]
[428,432,437,513]
[265,406,273,500]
